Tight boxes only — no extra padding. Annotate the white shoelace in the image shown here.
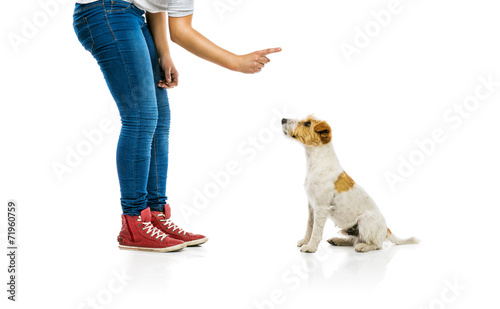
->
[157,214,187,235]
[137,217,168,241]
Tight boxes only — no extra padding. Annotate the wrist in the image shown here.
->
[156,47,171,60]
[227,54,240,72]
[158,54,171,62]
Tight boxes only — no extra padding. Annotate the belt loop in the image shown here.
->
[102,0,110,12]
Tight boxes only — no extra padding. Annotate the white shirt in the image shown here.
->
[75,0,194,16]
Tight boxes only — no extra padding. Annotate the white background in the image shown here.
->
[1,0,500,308]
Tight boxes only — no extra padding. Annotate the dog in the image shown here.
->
[281,116,419,253]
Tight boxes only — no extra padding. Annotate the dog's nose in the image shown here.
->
[281,118,287,124]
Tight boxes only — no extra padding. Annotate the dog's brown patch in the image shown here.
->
[387,228,392,236]
[334,171,355,193]
[291,117,332,146]
[314,121,332,144]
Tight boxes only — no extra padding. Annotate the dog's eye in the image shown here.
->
[304,121,311,127]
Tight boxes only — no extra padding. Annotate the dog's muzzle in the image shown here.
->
[282,118,297,137]
[282,118,289,135]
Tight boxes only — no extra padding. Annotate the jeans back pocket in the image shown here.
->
[73,17,95,53]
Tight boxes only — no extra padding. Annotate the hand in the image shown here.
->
[234,47,282,74]
[158,55,179,89]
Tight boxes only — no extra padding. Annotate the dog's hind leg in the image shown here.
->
[327,224,358,246]
[297,204,314,247]
[327,236,356,246]
[354,243,380,252]
[354,211,386,253]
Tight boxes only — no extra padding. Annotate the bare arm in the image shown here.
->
[146,12,178,89]
[146,12,169,58]
[168,14,281,74]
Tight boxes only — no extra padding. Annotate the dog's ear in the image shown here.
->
[314,121,332,144]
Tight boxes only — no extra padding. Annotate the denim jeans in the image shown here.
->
[73,0,170,216]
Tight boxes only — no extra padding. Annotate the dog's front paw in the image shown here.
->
[297,239,308,247]
[300,244,318,253]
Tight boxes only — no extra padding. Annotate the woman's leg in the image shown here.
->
[73,1,188,252]
[140,22,208,246]
[141,24,171,212]
[73,1,158,216]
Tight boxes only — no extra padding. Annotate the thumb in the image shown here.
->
[165,68,172,83]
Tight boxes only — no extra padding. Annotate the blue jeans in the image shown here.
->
[73,0,170,216]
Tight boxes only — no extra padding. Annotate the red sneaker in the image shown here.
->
[118,207,186,252]
[151,203,208,246]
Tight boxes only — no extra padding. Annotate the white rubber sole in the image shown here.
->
[184,237,209,247]
[118,242,186,252]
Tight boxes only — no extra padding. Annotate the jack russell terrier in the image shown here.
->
[282,116,419,253]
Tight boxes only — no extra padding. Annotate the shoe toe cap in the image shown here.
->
[190,234,207,241]
[167,237,185,247]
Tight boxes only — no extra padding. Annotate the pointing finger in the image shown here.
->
[258,47,282,56]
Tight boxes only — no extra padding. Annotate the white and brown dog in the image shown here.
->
[282,116,419,253]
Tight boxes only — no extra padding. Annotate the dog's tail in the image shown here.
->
[386,228,419,245]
